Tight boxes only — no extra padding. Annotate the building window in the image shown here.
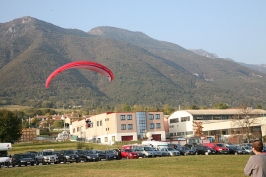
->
[149,114,154,120]
[140,129,146,133]
[128,124,133,130]
[105,118,109,121]
[139,120,146,124]
[100,120,102,126]
[112,136,115,142]
[120,115,125,120]
[181,116,190,122]
[150,123,154,129]
[170,118,179,123]
[105,137,108,142]
[156,123,161,129]
[155,114,160,119]
[127,115,132,120]
[121,124,126,130]
[97,121,99,126]
[73,128,75,133]
[77,127,80,132]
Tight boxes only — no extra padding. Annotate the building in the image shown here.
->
[168,109,266,143]
[19,128,40,142]
[70,111,165,144]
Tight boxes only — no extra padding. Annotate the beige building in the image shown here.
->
[168,109,266,143]
[70,111,165,144]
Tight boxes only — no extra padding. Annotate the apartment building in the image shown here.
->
[70,111,165,145]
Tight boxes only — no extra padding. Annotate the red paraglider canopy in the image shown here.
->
[45,61,114,88]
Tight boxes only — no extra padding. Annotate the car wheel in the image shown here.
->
[12,163,15,167]
[42,160,46,165]
[143,155,147,158]
[63,158,67,164]
[36,160,39,165]
[31,163,34,166]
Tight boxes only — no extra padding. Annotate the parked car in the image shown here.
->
[11,154,35,167]
[35,150,59,165]
[77,150,100,162]
[132,147,145,158]
[203,143,229,154]
[57,150,79,163]
[121,149,139,159]
[150,147,163,157]
[176,146,197,155]
[228,146,244,155]
[97,150,118,161]
[241,146,254,154]
[160,147,180,156]
[112,148,122,160]
[140,146,156,158]
[193,145,215,155]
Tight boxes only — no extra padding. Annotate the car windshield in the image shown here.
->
[65,150,75,154]
[106,150,115,154]
[20,154,31,158]
[216,144,226,147]
[43,151,54,155]
[125,149,134,152]
[84,150,94,154]
[134,147,142,151]
[143,147,153,151]
[167,148,175,151]
[0,151,8,157]
[24,153,35,158]
[150,148,158,151]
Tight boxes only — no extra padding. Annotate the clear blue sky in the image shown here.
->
[1,0,265,64]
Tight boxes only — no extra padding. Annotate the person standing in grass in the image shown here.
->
[244,140,266,177]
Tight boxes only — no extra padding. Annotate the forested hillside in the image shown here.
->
[0,16,266,109]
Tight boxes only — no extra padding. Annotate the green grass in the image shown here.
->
[0,105,33,111]
[3,142,249,177]
[1,155,249,177]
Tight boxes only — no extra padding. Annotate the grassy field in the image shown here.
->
[0,105,33,111]
[2,142,249,177]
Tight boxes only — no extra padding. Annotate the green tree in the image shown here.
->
[163,104,174,115]
[213,103,229,109]
[0,109,22,143]
[52,120,64,128]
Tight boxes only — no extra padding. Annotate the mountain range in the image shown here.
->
[188,49,266,74]
[0,16,266,109]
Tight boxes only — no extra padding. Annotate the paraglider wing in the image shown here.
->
[45,61,114,88]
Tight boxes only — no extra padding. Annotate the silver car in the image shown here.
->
[160,147,180,156]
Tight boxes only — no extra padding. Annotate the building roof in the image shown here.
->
[178,109,266,115]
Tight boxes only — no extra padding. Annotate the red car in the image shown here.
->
[121,149,139,159]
